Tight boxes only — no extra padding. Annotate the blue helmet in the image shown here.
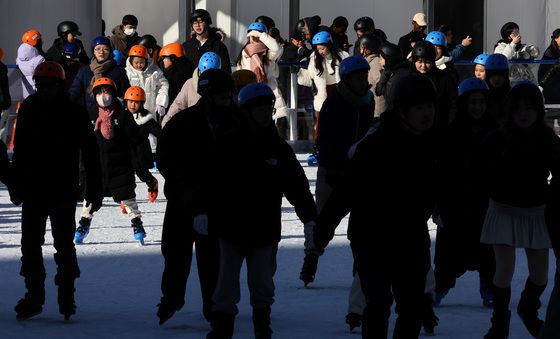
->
[473,53,490,66]
[458,77,489,97]
[312,31,332,45]
[247,22,268,33]
[63,42,79,58]
[198,52,221,73]
[91,36,111,48]
[112,50,125,65]
[426,31,446,47]
[485,54,509,71]
[339,56,370,78]
[238,83,275,106]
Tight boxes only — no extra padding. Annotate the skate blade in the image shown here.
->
[16,310,42,321]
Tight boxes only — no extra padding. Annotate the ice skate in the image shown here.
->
[345,312,362,332]
[74,217,91,244]
[131,218,146,245]
[15,296,43,321]
[299,253,319,287]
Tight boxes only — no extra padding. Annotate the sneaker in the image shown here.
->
[74,218,91,244]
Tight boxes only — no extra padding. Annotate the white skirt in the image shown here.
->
[480,199,552,249]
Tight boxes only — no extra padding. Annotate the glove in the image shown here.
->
[247,30,262,38]
[304,221,316,251]
[85,194,103,213]
[193,214,209,235]
[155,105,166,117]
[147,176,158,203]
[112,50,125,65]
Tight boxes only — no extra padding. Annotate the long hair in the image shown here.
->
[313,43,342,77]
[551,29,560,55]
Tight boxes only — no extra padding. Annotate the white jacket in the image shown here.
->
[237,31,288,120]
[494,42,520,60]
[297,51,349,112]
[125,58,169,119]
[16,43,45,99]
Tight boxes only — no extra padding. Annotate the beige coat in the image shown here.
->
[365,54,386,117]
[161,68,201,127]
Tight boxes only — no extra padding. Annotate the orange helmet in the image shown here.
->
[92,77,117,91]
[22,29,42,46]
[129,45,149,59]
[124,86,146,102]
[33,61,66,80]
[232,69,257,90]
[159,42,185,61]
[0,48,4,62]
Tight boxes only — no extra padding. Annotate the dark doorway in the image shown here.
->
[432,0,485,61]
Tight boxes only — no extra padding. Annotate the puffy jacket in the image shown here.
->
[297,50,349,112]
[69,61,130,120]
[125,58,169,119]
[163,68,201,127]
[16,44,45,99]
[494,42,521,60]
[237,31,288,120]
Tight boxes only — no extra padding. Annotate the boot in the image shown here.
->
[421,293,439,336]
[157,298,182,326]
[253,307,273,339]
[15,280,45,321]
[207,311,235,339]
[345,312,362,332]
[517,277,546,337]
[299,253,319,287]
[57,282,76,320]
[74,217,91,244]
[484,285,511,339]
[131,217,146,245]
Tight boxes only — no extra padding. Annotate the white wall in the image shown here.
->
[102,0,180,46]
[300,0,423,45]
[0,0,101,65]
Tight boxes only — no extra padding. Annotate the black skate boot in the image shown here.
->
[517,277,546,337]
[253,307,273,339]
[299,253,319,287]
[15,282,45,321]
[345,312,362,332]
[484,285,511,339]
[207,311,235,339]
[74,217,91,244]
[422,293,439,336]
[56,276,76,320]
[157,298,181,326]
[131,217,146,245]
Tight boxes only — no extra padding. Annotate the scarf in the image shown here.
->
[94,107,115,140]
[244,41,268,83]
[88,58,115,94]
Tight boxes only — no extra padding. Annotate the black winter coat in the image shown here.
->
[11,93,102,201]
[418,66,458,132]
[0,61,11,110]
[317,85,374,174]
[538,44,560,104]
[398,31,426,58]
[375,61,411,110]
[46,38,90,66]
[315,111,437,249]
[205,125,317,247]
[163,57,195,108]
[0,140,10,187]
[183,29,232,74]
[69,61,130,120]
[157,100,240,213]
[129,108,160,171]
[94,105,152,202]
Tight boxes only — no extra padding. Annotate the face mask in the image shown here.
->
[96,94,113,108]
[124,28,136,36]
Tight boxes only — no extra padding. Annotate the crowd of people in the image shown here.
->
[0,8,559,339]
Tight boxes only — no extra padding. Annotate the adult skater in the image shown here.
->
[156,69,238,325]
[314,73,438,339]
[46,21,89,65]
[204,82,317,339]
[10,61,102,320]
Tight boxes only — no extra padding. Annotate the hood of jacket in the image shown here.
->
[17,43,40,62]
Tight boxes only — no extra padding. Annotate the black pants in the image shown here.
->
[160,199,219,319]
[434,215,495,293]
[20,199,80,291]
[352,240,430,339]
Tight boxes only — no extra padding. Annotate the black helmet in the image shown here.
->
[411,40,436,61]
[191,9,212,25]
[359,34,382,54]
[57,21,81,36]
[354,17,374,31]
[500,22,519,40]
[380,43,403,63]
[198,69,235,96]
[392,74,437,109]
[138,34,158,50]
[255,16,276,30]
[293,19,306,40]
